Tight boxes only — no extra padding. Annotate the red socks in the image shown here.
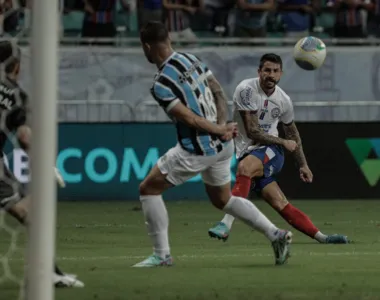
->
[232,177,319,239]
[279,203,319,238]
[232,175,251,198]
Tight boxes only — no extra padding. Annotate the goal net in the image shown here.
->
[0,0,59,300]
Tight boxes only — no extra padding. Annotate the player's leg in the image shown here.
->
[202,143,292,265]
[261,181,349,244]
[0,165,84,287]
[208,147,267,241]
[133,145,201,268]
[5,197,85,287]
[132,164,173,268]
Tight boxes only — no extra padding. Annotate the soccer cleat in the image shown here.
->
[53,274,85,288]
[325,234,349,244]
[132,254,173,268]
[271,230,293,265]
[208,222,230,241]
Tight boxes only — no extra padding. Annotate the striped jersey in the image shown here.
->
[150,52,225,156]
[0,77,29,153]
[233,77,294,158]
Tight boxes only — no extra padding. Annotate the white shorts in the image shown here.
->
[157,141,234,186]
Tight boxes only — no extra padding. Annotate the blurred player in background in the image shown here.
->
[133,21,293,268]
[208,53,348,244]
[0,41,84,287]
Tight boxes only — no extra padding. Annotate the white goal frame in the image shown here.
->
[26,0,59,299]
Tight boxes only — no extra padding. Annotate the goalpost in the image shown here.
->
[26,0,59,299]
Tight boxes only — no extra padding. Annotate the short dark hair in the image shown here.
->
[259,53,282,70]
[0,41,21,74]
[140,21,169,44]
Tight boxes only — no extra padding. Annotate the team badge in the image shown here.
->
[271,107,281,118]
[179,75,186,84]
[240,86,253,105]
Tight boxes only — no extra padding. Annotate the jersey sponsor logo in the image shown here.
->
[239,86,253,105]
[259,99,269,120]
[183,60,202,78]
[259,124,272,132]
[271,107,281,119]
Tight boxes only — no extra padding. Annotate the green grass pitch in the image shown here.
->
[1,200,380,300]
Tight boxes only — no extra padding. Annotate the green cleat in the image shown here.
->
[325,234,349,244]
[132,254,173,268]
[208,222,230,241]
[271,230,293,265]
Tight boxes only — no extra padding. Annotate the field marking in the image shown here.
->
[46,251,380,261]
[62,220,380,229]
[4,251,380,262]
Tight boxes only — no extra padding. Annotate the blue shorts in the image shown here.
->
[239,145,285,193]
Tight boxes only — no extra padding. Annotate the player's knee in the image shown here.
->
[236,163,250,177]
[139,179,161,196]
[236,161,263,178]
[269,198,288,211]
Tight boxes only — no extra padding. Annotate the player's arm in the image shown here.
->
[206,74,228,125]
[280,99,313,182]
[16,125,31,152]
[282,121,307,167]
[152,82,234,138]
[169,102,231,137]
[240,110,286,146]
[234,84,287,146]
[11,92,31,152]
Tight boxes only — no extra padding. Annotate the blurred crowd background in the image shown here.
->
[0,0,379,43]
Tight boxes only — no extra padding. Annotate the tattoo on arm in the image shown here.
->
[282,121,307,167]
[207,75,228,125]
[240,111,285,146]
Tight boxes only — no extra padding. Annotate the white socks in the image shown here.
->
[140,195,170,258]
[223,196,279,242]
[314,231,328,243]
[221,214,235,230]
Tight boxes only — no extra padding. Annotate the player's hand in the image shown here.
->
[283,140,297,152]
[300,165,313,183]
[220,122,238,141]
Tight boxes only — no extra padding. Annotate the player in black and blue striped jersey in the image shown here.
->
[133,21,293,268]
[151,50,225,156]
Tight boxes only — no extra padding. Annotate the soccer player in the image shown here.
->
[0,41,84,287]
[133,21,293,268]
[208,53,348,244]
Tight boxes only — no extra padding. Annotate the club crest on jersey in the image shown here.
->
[240,86,252,105]
[178,74,186,84]
[271,107,281,119]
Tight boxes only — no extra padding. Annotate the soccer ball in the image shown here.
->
[293,36,327,71]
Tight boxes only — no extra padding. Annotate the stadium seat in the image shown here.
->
[63,11,84,30]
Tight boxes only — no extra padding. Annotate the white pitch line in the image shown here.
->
[51,251,380,261]
[63,220,380,229]
[5,251,380,263]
